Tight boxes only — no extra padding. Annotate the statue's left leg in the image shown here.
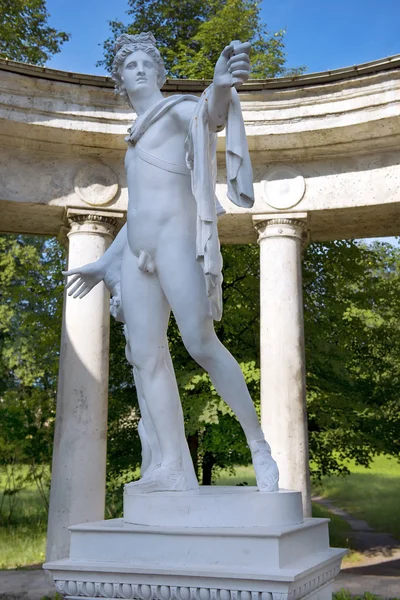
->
[156,238,279,491]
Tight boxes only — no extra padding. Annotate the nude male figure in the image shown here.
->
[64,33,279,493]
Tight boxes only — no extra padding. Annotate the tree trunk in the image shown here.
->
[187,432,199,481]
[202,451,215,485]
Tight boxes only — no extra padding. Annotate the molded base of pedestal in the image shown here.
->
[44,488,345,600]
[123,487,303,528]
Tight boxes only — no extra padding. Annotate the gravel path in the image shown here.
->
[313,496,400,554]
[314,495,400,598]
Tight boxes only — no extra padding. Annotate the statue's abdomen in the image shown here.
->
[125,150,197,257]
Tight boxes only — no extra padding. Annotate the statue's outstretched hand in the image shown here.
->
[214,40,251,89]
[62,261,106,299]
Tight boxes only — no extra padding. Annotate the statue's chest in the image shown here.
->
[126,115,187,171]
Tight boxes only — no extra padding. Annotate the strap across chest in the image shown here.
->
[135,141,189,176]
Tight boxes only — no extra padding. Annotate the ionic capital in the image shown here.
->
[253,214,309,245]
[66,208,124,239]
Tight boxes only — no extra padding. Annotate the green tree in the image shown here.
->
[99,0,222,75]
[0,235,65,514]
[99,0,303,79]
[0,0,69,65]
[173,0,291,79]
[304,240,400,479]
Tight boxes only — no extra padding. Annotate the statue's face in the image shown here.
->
[121,49,159,97]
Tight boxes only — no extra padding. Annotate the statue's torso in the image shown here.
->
[125,108,197,257]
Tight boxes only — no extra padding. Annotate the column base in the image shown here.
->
[44,488,345,600]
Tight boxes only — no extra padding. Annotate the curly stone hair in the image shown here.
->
[111,32,166,101]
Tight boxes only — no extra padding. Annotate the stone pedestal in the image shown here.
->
[253,216,311,517]
[124,487,303,528]
[44,488,344,600]
[46,210,120,562]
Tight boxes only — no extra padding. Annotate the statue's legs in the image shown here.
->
[156,232,279,491]
[120,247,197,491]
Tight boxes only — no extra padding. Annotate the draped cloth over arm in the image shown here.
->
[185,85,254,321]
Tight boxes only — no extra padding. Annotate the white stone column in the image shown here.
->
[46,210,119,561]
[254,215,311,517]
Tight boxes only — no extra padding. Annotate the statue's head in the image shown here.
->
[112,32,166,101]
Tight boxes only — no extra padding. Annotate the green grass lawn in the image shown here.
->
[0,468,47,569]
[312,455,400,541]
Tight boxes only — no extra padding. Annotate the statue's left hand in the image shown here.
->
[213,40,251,89]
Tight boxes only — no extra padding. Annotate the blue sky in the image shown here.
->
[46,0,400,76]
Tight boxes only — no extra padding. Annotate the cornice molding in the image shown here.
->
[2,54,400,90]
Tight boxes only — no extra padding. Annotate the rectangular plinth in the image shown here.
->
[68,518,330,573]
[44,518,345,600]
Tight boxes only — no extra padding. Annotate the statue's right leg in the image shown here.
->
[120,246,197,492]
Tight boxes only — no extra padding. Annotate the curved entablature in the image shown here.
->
[2,55,400,160]
[2,54,400,90]
[0,55,400,242]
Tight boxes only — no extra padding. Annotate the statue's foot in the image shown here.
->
[249,438,279,492]
[125,461,190,493]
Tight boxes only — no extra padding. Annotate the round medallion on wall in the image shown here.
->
[74,163,119,207]
[263,166,305,210]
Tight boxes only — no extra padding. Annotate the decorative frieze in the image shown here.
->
[54,583,274,600]
[53,563,340,600]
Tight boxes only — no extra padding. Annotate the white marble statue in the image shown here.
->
[63,32,279,493]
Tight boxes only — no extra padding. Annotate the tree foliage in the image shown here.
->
[0,235,65,514]
[99,0,303,79]
[304,240,400,478]
[0,0,69,65]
